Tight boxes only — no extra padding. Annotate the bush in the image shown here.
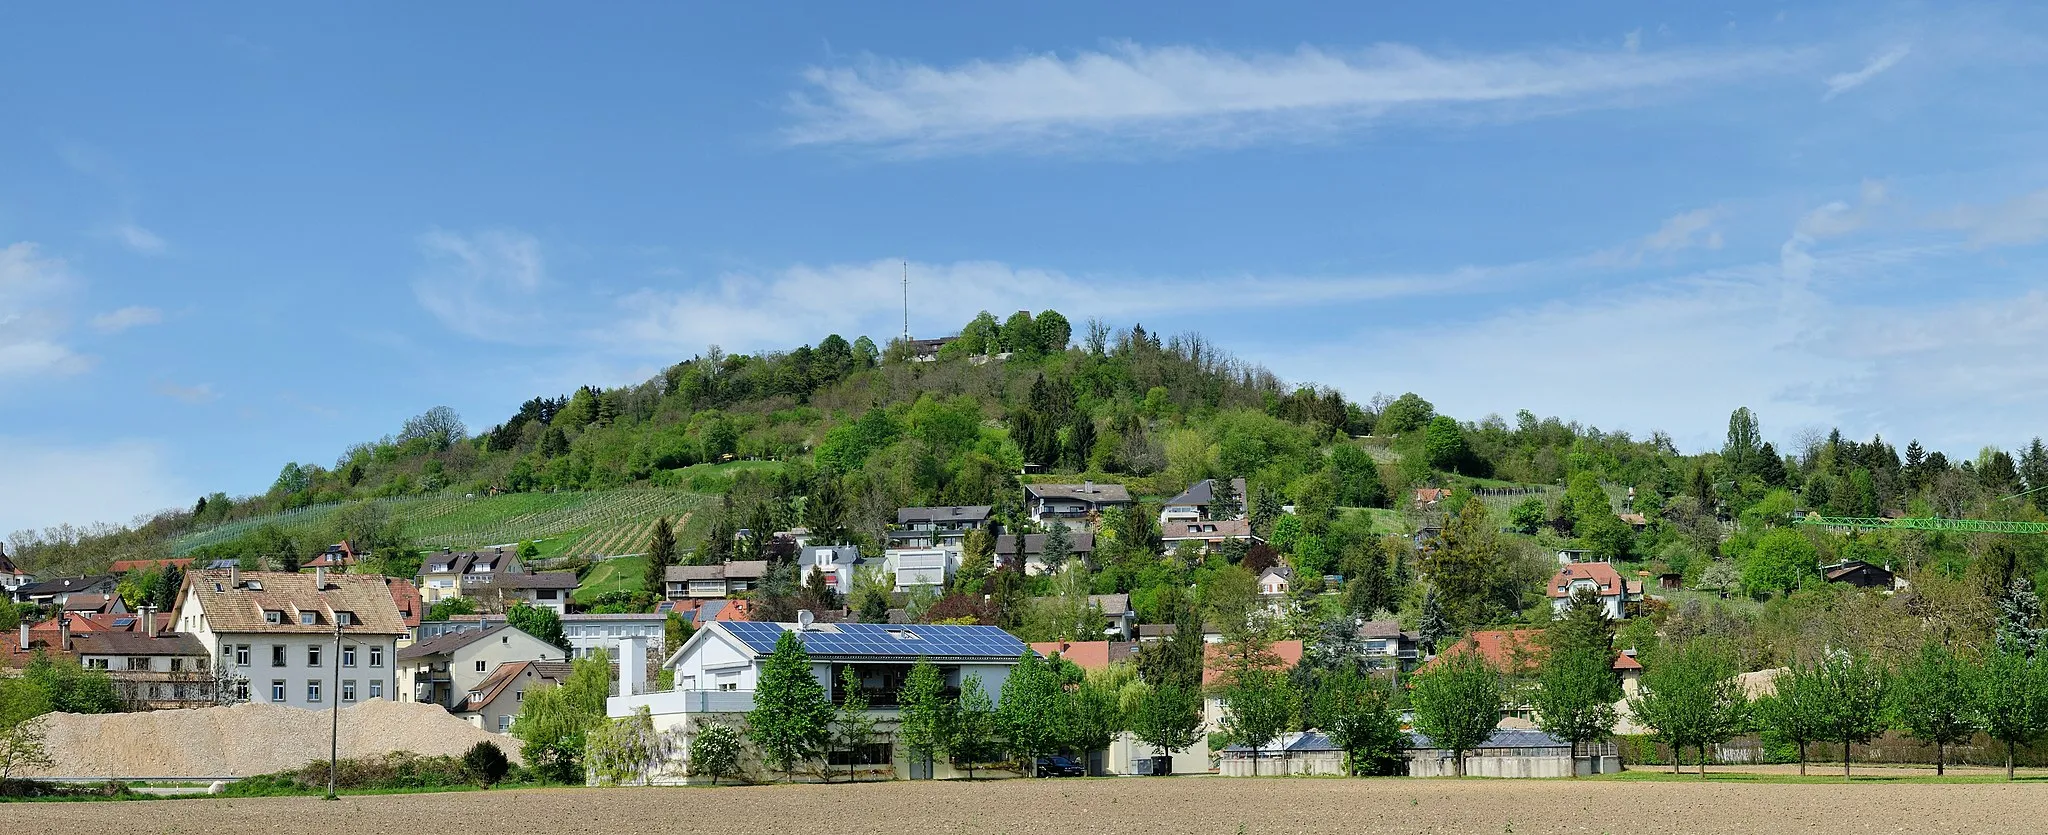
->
[224,752,479,796]
[462,741,511,786]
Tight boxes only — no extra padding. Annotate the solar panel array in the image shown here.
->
[719,621,1028,659]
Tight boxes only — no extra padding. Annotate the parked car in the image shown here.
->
[1035,755,1086,777]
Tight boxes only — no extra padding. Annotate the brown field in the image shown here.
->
[9,777,2048,835]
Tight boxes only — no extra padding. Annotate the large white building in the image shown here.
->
[609,619,1028,783]
[173,568,407,709]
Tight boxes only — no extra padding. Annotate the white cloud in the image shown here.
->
[112,223,167,255]
[1590,207,1723,266]
[0,242,89,379]
[1940,188,2048,247]
[153,381,217,404]
[91,305,163,334]
[1823,44,1911,99]
[1624,29,1643,54]
[0,438,191,534]
[413,229,547,340]
[784,40,1804,154]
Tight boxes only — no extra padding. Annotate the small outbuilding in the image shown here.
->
[1405,728,1619,778]
[1219,731,1346,777]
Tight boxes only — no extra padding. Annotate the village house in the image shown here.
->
[1025,482,1133,529]
[0,547,32,598]
[396,623,567,714]
[664,561,769,599]
[17,574,118,607]
[610,619,1028,783]
[889,506,994,549]
[1160,478,1248,525]
[1355,619,1423,671]
[386,578,423,643]
[471,568,580,615]
[991,532,1095,575]
[1546,561,1642,619]
[1160,519,1261,554]
[454,659,575,733]
[883,548,955,593]
[69,627,216,710]
[1822,559,1898,590]
[415,547,523,604]
[173,568,407,709]
[1257,564,1293,596]
[803,544,864,596]
[1413,487,1454,508]
[303,541,361,571]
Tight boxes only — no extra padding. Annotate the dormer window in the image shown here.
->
[300,611,318,626]
[264,610,283,624]
[334,611,354,627]
[245,580,263,591]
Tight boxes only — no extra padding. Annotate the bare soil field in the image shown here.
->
[8,777,2048,835]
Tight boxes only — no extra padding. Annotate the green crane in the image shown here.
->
[1794,515,2048,535]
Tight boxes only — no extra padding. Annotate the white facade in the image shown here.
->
[175,580,399,710]
[885,548,956,592]
[563,613,667,659]
[803,545,863,596]
[398,626,566,708]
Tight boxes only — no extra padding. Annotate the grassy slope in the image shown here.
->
[171,490,712,556]
[572,555,651,604]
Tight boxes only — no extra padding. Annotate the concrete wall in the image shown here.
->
[1106,731,1212,775]
[1406,752,1575,778]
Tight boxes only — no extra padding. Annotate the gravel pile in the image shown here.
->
[21,698,521,779]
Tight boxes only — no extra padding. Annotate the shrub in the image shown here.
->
[462,741,511,786]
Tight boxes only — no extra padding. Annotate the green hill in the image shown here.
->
[168,489,712,558]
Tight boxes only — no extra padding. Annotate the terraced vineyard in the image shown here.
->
[171,490,710,557]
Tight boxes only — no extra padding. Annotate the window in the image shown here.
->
[265,610,282,625]
[342,647,357,667]
[342,680,357,702]
[300,611,317,626]
[308,646,321,667]
[235,645,251,667]
[537,589,557,600]
[271,645,286,667]
[271,680,286,702]
[334,611,354,626]
[148,684,162,700]
[128,657,151,671]
[87,658,109,669]
[369,646,383,667]
[498,714,512,732]
[307,680,322,703]
[514,690,523,702]
[170,657,185,672]
[827,743,894,767]
[368,680,383,699]
[475,660,488,673]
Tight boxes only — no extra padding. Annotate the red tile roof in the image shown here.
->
[386,578,423,629]
[1028,640,1143,670]
[1613,653,1643,671]
[716,599,754,622]
[1546,561,1627,599]
[1423,629,1544,674]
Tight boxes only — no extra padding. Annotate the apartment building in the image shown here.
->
[173,568,406,710]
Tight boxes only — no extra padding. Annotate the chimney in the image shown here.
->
[143,605,157,637]
[314,567,327,590]
[58,614,71,652]
[229,565,240,589]
[1083,480,1094,494]
[17,623,26,651]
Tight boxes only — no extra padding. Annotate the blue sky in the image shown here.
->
[6,1,2048,534]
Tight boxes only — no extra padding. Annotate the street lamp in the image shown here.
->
[328,615,343,800]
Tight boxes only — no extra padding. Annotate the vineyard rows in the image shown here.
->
[171,491,710,556]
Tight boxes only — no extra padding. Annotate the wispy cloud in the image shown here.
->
[413,229,547,340]
[112,223,167,255]
[1823,44,1911,100]
[1589,207,1723,266]
[91,305,163,334]
[0,242,90,380]
[784,40,1806,155]
[153,381,217,404]
[1938,187,2048,247]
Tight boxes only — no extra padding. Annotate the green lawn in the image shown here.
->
[572,554,650,604]
[1340,506,1411,535]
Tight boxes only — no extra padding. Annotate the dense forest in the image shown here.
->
[10,309,2048,669]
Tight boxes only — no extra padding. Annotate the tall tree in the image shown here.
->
[1127,682,1203,774]
[1812,651,1888,780]
[644,516,676,596]
[1422,416,1472,473]
[897,657,951,779]
[1628,640,1746,777]
[830,666,878,783]
[1970,647,2048,780]
[507,602,572,656]
[1891,641,1976,776]
[1308,668,1405,776]
[1722,406,1763,478]
[997,652,1065,767]
[1422,497,1501,631]
[1995,577,2047,656]
[1409,650,1505,777]
[1753,660,1829,776]
[1208,476,1242,521]
[949,674,999,780]
[1417,586,1451,655]
[1533,645,1621,777]
[1220,669,1297,771]
[747,631,833,782]
[1039,522,1073,573]
[1033,309,1072,353]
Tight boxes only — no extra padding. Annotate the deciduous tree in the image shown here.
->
[747,631,832,781]
[1890,641,1976,776]
[1628,641,1746,777]
[1409,650,1504,777]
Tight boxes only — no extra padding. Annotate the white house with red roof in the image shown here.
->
[1545,561,1640,619]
